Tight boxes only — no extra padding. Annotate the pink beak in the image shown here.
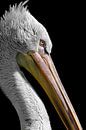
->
[17,51,82,130]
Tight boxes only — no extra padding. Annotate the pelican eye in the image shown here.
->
[39,39,48,54]
[39,39,46,47]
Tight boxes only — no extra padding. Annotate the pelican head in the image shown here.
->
[0,2,82,130]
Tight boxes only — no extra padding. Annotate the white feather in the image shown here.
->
[0,2,52,130]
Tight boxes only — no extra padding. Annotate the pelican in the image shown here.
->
[0,2,82,130]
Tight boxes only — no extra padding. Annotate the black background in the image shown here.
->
[0,0,85,130]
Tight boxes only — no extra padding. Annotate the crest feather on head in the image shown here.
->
[0,1,30,36]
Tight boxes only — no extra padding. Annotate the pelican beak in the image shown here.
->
[16,51,82,130]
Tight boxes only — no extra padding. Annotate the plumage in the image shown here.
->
[0,2,52,130]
